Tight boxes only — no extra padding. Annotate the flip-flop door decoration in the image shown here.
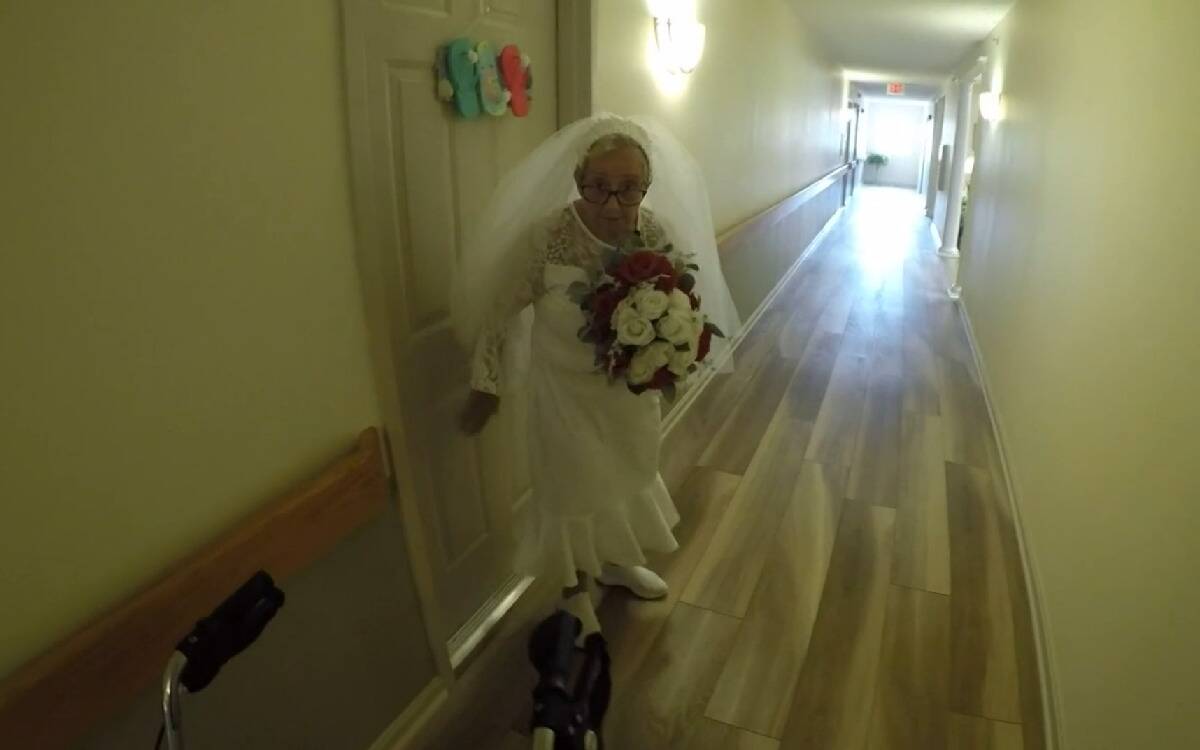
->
[435,38,533,120]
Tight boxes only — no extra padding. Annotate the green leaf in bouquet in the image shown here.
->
[685,263,699,271]
[706,322,727,338]
[567,281,591,303]
[675,343,691,352]
[603,248,625,274]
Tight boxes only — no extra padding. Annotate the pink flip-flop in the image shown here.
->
[499,44,531,117]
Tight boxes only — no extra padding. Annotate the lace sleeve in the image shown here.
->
[639,209,670,250]
[469,227,550,395]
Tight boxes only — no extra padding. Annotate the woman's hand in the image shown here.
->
[459,390,500,435]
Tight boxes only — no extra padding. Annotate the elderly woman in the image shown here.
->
[453,114,738,637]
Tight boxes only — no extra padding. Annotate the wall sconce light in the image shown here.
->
[654,16,706,74]
[979,90,1004,122]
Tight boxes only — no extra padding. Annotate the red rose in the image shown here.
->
[649,366,675,390]
[696,326,713,363]
[655,275,677,293]
[611,346,633,372]
[616,250,676,285]
[591,286,626,331]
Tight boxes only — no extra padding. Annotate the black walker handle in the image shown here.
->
[176,570,285,692]
[161,571,285,749]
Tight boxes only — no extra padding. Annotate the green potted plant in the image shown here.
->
[865,153,889,184]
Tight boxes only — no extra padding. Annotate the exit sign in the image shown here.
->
[887,82,905,95]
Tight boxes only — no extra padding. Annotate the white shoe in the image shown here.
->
[561,590,601,646]
[597,564,669,600]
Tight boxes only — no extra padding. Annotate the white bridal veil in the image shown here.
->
[451,113,741,392]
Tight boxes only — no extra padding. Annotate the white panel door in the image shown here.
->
[342,0,556,644]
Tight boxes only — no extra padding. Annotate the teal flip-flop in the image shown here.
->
[445,37,481,119]
[475,41,509,117]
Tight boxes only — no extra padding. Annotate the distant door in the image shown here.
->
[851,104,863,194]
[342,0,558,652]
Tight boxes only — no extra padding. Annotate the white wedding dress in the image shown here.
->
[470,204,680,590]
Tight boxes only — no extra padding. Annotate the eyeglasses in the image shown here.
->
[579,183,648,207]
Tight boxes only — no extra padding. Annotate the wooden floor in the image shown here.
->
[474,188,1045,750]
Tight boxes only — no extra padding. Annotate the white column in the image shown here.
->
[939,76,974,259]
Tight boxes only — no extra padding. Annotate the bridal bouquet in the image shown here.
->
[570,240,725,399]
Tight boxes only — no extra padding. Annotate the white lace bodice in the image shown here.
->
[469,205,668,394]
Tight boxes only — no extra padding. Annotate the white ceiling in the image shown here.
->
[790,0,1013,93]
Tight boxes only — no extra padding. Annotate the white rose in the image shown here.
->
[656,308,697,346]
[612,301,656,346]
[668,288,692,312]
[632,286,671,319]
[668,342,697,377]
[628,341,673,385]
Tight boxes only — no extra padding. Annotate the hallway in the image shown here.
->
[4,0,1198,745]
[476,188,1044,749]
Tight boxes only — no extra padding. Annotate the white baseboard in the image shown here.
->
[663,204,845,436]
[956,302,1063,750]
[448,574,535,670]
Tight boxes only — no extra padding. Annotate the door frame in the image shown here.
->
[846,101,863,199]
[339,0,594,691]
[557,0,596,126]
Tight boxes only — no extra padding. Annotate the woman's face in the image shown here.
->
[575,145,649,243]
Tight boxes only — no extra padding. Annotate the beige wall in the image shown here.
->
[594,0,844,235]
[959,1,1200,747]
[0,0,431,689]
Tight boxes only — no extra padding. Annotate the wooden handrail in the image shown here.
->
[717,163,851,253]
[0,427,390,749]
